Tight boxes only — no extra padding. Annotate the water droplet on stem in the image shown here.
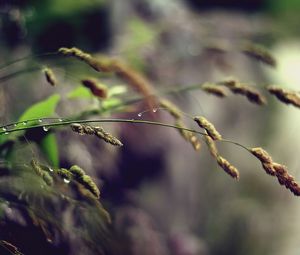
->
[63,178,70,184]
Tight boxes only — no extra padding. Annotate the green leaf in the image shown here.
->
[67,86,93,99]
[108,85,127,97]
[39,133,59,167]
[18,94,61,122]
[18,94,61,166]
[101,98,122,110]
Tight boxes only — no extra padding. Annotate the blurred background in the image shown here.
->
[0,0,300,254]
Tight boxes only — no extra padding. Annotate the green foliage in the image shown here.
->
[67,86,93,99]
[18,94,60,122]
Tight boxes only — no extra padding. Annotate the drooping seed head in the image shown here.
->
[42,172,54,186]
[79,174,100,199]
[250,147,272,164]
[43,67,56,86]
[216,156,239,179]
[240,42,276,67]
[194,116,222,140]
[204,135,218,158]
[70,123,85,135]
[94,126,123,146]
[82,78,108,99]
[69,165,85,178]
[267,86,300,108]
[159,99,182,119]
[202,83,227,97]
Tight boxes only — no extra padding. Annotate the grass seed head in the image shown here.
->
[216,156,239,179]
[79,174,100,199]
[241,42,276,67]
[69,165,85,178]
[202,83,227,97]
[43,67,56,86]
[82,78,108,99]
[193,116,222,140]
[159,99,182,119]
[267,86,300,108]
[250,147,273,164]
[94,126,123,146]
[204,135,218,158]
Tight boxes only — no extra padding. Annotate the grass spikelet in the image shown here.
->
[69,165,85,178]
[219,77,238,88]
[175,120,201,151]
[81,78,108,99]
[204,135,218,158]
[70,123,85,135]
[216,156,239,179]
[202,82,227,97]
[221,79,266,105]
[83,125,95,135]
[58,47,110,72]
[57,168,72,181]
[267,86,300,108]
[59,47,155,108]
[231,83,266,105]
[262,163,276,176]
[42,171,53,186]
[79,174,100,199]
[43,67,56,86]
[70,123,95,135]
[250,147,273,164]
[272,163,300,196]
[193,116,222,140]
[159,99,182,119]
[94,126,123,146]
[31,159,44,176]
[30,160,53,185]
[240,42,276,67]
[250,147,300,195]
[70,124,123,146]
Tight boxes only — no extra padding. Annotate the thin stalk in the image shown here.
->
[0,118,207,136]
[0,52,58,71]
[0,117,251,152]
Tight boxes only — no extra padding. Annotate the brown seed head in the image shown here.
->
[194,116,222,140]
[250,147,273,164]
[82,78,108,99]
[69,165,85,178]
[204,135,218,158]
[216,156,239,179]
[43,67,56,86]
[202,83,227,97]
[175,120,201,151]
[241,42,276,67]
[70,123,85,135]
[79,174,100,199]
[159,99,182,119]
[94,126,123,146]
[267,86,300,108]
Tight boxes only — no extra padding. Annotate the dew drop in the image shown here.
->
[38,119,43,123]
[153,108,158,113]
[22,121,27,125]
[14,124,17,127]
[63,178,70,184]
[58,118,63,122]
[4,132,9,135]
[46,238,53,243]
[43,126,49,132]
[48,167,54,172]
[2,127,7,131]
[137,113,142,117]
